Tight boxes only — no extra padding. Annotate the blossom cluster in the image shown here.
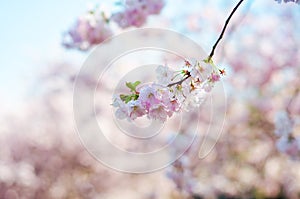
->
[112,58,224,122]
[62,0,165,50]
[62,11,113,50]
[275,0,300,4]
[111,0,165,28]
[274,111,300,160]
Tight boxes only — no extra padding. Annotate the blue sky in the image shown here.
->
[0,0,100,109]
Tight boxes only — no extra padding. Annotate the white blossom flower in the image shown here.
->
[182,89,207,111]
[127,100,146,120]
[156,65,174,86]
[148,104,169,122]
[112,96,128,119]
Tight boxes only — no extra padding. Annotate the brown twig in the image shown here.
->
[208,0,245,61]
[167,74,191,87]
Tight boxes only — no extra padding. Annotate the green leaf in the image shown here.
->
[133,94,139,100]
[126,81,141,92]
[132,81,141,87]
[124,97,132,103]
[120,94,128,101]
[119,94,139,103]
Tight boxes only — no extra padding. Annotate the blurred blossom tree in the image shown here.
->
[0,0,299,199]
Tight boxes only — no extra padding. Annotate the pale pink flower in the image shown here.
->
[202,81,214,92]
[170,84,189,104]
[148,103,169,122]
[63,13,112,50]
[144,0,165,14]
[112,96,128,119]
[156,65,174,86]
[157,88,180,116]
[112,0,165,28]
[209,71,221,82]
[155,87,172,103]
[111,7,147,28]
[138,85,160,110]
[127,100,146,120]
[165,100,180,114]
[182,89,206,111]
[125,0,165,15]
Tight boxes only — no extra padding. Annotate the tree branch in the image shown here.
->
[208,0,245,61]
[167,74,191,87]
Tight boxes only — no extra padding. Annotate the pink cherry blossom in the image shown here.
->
[63,13,112,50]
[112,58,222,122]
[112,0,165,28]
[125,0,165,15]
[209,71,221,83]
[111,7,148,28]
[138,85,161,110]
[148,103,169,122]
[63,0,165,50]
[127,100,147,120]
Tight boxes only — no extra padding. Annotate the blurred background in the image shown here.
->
[0,0,300,198]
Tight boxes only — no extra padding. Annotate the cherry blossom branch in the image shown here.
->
[167,74,191,87]
[208,0,245,62]
[112,0,247,122]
